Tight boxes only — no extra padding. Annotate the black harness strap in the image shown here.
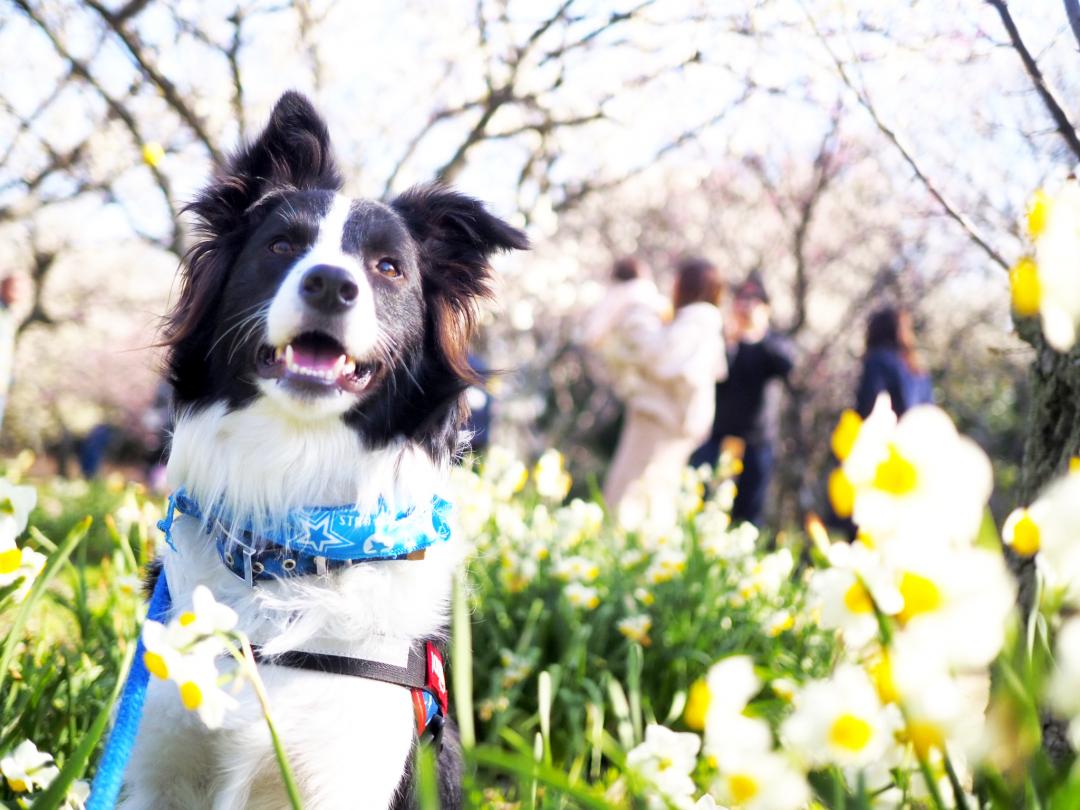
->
[250,643,426,688]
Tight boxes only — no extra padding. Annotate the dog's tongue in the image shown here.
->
[291,342,340,370]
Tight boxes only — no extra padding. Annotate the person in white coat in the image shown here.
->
[602,256,728,528]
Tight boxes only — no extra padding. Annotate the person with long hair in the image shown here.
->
[856,306,933,417]
[603,256,727,528]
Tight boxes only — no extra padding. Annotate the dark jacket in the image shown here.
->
[709,333,794,446]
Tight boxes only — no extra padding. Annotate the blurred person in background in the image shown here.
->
[581,255,669,403]
[604,256,727,528]
[691,272,793,526]
[856,305,933,418]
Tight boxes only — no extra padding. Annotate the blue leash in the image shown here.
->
[88,571,172,810]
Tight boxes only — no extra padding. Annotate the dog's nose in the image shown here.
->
[300,265,360,313]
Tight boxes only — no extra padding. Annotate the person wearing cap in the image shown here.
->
[691,272,793,526]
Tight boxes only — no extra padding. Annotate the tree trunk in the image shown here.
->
[1018,322,1080,765]
[1020,330,1080,500]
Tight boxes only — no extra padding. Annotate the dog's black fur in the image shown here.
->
[165,91,527,461]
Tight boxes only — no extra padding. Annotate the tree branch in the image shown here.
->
[803,7,1011,272]
[986,0,1080,161]
[83,0,222,162]
[13,0,183,256]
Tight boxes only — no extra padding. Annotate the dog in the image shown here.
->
[118,91,527,810]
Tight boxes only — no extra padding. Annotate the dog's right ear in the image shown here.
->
[186,91,342,238]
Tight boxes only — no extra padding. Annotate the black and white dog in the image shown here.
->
[120,92,526,809]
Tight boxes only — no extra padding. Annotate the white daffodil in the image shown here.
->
[886,545,1016,669]
[0,479,37,543]
[1,740,59,794]
[564,581,600,610]
[810,542,903,651]
[698,657,772,763]
[533,449,571,501]
[480,446,529,500]
[617,614,652,644]
[553,555,600,582]
[711,750,810,810]
[696,505,759,561]
[1014,470,1080,604]
[626,724,701,809]
[840,401,992,549]
[737,548,793,600]
[889,640,989,761]
[1011,179,1080,351]
[554,498,603,546]
[644,548,688,585]
[170,653,238,729]
[63,779,91,810]
[0,543,46,603]
[780,665,902,771]
[142,585,240,729]
[1047,616,1080,747]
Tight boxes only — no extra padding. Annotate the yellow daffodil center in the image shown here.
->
[768,613,795,636]
[905,720,945,759]
[1026,190,1051,239]
[1070,456,1080,474]
[855,529,876,550]
[684,679,711,731]
[6,776,29,793]
[1010,511,1041,556]
[831,410,863,461]
[143,651,170,680]
[179,681,203,711]
[657,756,673,772]
[898,572,942,623]
[867,654,900,704]
[1009,257,1042,316]
[513,468,528,493]
[828,468,855,518]
[141,141,165,168]
[728,773,759,803]
[843,580,875,615]
[0,547,21,574]
[178,611,197,626]
[829,712,873,752]
[873,444,918,496]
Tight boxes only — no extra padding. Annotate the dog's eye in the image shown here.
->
[269,238,295,256]
[376,259,401,279]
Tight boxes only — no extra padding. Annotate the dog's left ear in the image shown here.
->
[391,184,528,379]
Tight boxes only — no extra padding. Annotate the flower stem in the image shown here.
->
[236,637,304,810]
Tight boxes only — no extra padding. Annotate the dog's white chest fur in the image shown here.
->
[119,401,459,810]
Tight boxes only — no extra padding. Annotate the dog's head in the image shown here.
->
[165,91,527,460]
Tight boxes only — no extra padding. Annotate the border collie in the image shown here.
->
[119,91,526,810]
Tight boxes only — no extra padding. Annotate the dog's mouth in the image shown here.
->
[256,331,379,395]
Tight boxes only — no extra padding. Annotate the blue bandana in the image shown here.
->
[158,488,453,586]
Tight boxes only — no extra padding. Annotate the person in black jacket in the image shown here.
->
[691,273,793,525]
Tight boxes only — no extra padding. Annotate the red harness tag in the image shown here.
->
[426,642,449,716]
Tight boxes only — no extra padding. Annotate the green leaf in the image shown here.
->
[28,636,134,810]
[0,517,92,696]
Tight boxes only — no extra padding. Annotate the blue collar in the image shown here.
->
[158,488,453,586]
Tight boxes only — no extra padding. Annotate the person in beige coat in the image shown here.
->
[601,257,728,528]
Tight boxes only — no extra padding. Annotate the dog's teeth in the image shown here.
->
[342,360,356,376]
[284,345,294,366]
[274,347,283,362]
[331,354,347,377]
